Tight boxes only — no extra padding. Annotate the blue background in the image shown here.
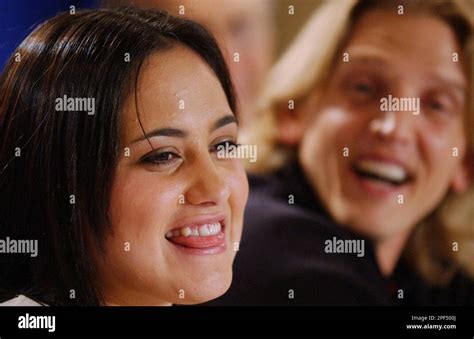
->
[0,0,99,70]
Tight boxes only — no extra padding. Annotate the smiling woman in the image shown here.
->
[0,7,248,306]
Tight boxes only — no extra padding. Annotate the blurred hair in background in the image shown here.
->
[0,0,324,127]
[102,0,326,126]
[103,0,275,126]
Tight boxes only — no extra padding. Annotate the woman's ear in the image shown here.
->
[451,154,473,193]
[275,104,305,146]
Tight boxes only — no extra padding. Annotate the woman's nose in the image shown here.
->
[184,156,231,206]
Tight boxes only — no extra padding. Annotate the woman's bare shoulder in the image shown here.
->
[0,295,46,306]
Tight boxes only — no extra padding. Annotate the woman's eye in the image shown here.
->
[212,140,239,153]
[142,151,180,166]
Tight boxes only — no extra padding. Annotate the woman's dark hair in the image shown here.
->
[0,6,236,305]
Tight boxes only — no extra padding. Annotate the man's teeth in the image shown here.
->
[354,160,408,183]
[166,222,222,238]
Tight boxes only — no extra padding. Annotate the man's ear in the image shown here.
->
[451,154,473,193]
[275,104,305,146]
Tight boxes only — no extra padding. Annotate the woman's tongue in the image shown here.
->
[165,223,224,248]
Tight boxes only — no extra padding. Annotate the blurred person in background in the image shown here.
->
[208,0,474,305]
[103,0,277,128]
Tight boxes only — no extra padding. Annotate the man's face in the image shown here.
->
[297,10,468,240]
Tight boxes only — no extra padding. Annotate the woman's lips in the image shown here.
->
[165,220,226,256]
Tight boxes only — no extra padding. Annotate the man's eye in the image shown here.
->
[352,82,374,94]
[142,151,179,165]
[427,96,451,113]
[423,94,454,116]
[230,18,251,38]
[428,100,444,111]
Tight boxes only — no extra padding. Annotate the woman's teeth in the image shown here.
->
[166,222,222,239]
[354,159,408,184]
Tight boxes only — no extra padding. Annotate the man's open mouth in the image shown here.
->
[352,159,413,187]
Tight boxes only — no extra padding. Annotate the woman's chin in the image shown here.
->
[172,271,233,305]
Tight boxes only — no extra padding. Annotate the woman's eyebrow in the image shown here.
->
[131,128,187,144]
[130,114,237,145]
[211,114,237,132]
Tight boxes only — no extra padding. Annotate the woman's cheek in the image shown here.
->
[227,160,249,243]
[104,171,181,274]
[108,168,179,254]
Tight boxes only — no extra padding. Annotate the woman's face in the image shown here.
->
[297,10,468,240]
[100,46,248,305]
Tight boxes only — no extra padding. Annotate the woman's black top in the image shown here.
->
[206,162,474,306]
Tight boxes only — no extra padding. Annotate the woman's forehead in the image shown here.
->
[120,47,233,145]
